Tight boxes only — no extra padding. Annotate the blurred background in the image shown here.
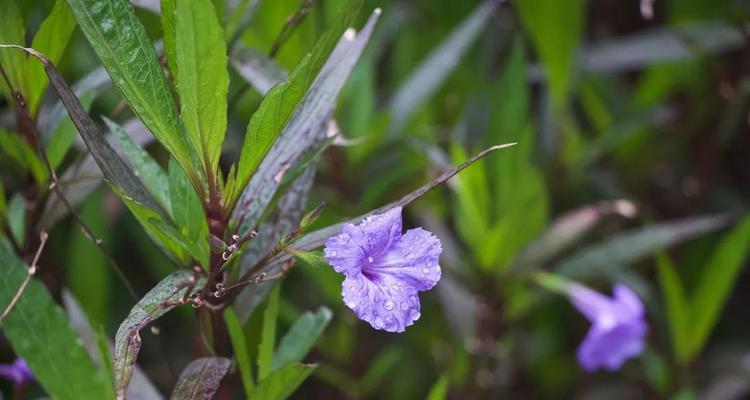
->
[2,0,750,398]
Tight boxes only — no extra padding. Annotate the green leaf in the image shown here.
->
[230,0,363,208]
[46,91,95,169]
[388,0,498,136]
[689,215,750,358]
[170,357,231,400]
[258,282,281,380]
[282,144,516,255]
[0,0,27,100]
[110,184,186,265]
[426,375,449,400]
[253,362,316,400]
[655,253,690,363]
[114,270,205,399]
[26,0,76,115]
[515,0,584,108]
[0,180,5,223]
[66,189,111,326]
[7,194,25,247]
[148,218,209,268]
[554,215,730,279]
[161,0,178,84]
[65,0,195,183]
[272,307,332,371]
[175,0,228,174]
[0,129,49,187]
[107,117,171,215]
[224,307,255,396]
[169,158,210,266]
[231,8,380,237]
[0,239,114,400]
[287,249,329,269]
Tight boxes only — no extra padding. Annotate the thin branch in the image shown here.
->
[0,231,48,323]
[0,60,139,301]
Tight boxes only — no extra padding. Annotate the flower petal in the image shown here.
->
[613,283,644,317]
[577,321,647,371]
[341,272,422,333]
[371,228,442,291]
[358,207,403,258]
[324,224,367,275]
[568,284,615,323]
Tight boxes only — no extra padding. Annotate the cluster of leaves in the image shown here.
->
[0,0,749,399]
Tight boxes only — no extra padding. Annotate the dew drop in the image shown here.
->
[346,301,357,309]
[410,309,421,320]
[410,295,418,302]
[400,302,409,311]
[374,317,384,329]
[331,251,337,256]
[384,300,394,310]
[368,256,374,263]
[422,267,430,274]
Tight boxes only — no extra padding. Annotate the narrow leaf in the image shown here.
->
[107,117,171,214]
[554,215,731,279]
[232,8,380,237]
[272,307,332,371]
[169,158,210,266]
[114,270,205,399]
[64,0,195,180]
[388,0,497,136]
[26,0,76,115]
[224,307,255,396]
[258,282,281,380]
[655,253,691,363]
[689,215,750,357]
[169,357,231,400]
[230,45,287,95]
[252,362,316,400]
[426,375,449,400]
[231,0,363,208]
[0,239,114,400]
[0,45,166,215]
[7,194,26,247]
[175,0,228,172]
[0,0,26,99]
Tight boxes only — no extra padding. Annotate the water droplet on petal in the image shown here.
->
[400,302,409,311]
[410,309,421,320]
[331,251,337,256]
[384,300,394,310]
[410,295,418,302]
[422,267,430,274]
[368,256,374,263]
[346,301,357,309]
[374,317,384,329]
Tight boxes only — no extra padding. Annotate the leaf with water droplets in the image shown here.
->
[114,271,205,400]
[170,357,231,400]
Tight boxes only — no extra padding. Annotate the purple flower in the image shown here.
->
[0,358,34,386]
[569,283,648,372]
[324,207,442,332]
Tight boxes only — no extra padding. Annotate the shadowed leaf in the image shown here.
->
[170,357,231,400]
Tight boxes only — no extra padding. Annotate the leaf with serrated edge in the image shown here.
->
[175,0,228,174]
[114,271,205,400]
[64,0,196,185]
[169,357,231,400]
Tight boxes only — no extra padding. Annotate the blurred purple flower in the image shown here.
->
[0,358,33,386]
[569,283,648,372]
[324,207,442,332]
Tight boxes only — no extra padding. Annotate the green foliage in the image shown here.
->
[168,158,210,268]
[258,282,281,380]
[170,357,231,400]
[65,0,197,186]
[229,0,363,208]
[515,0,584,108]
[174,0,228,175]
[272,306,332,370]
[225,307,255,396]
[0,238,114,400]
[252,362,316,400]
